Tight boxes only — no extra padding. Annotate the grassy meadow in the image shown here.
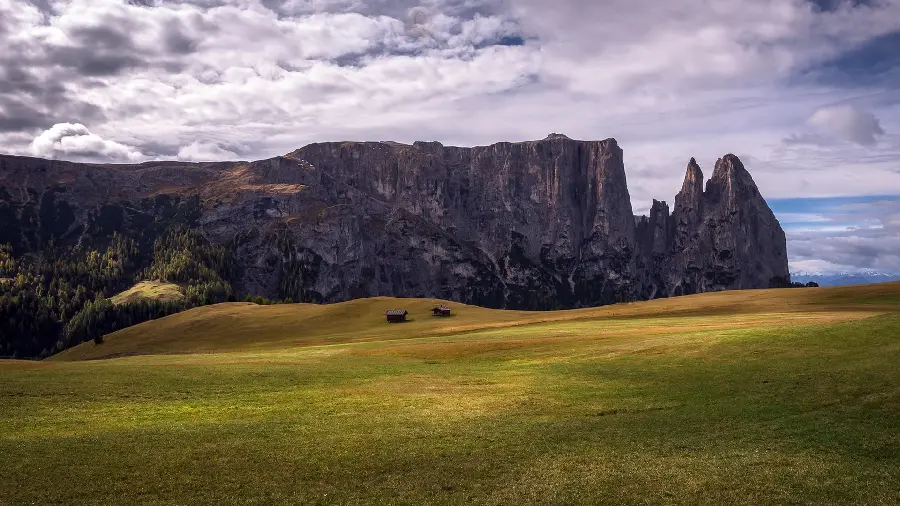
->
[2,283,899,505]
[109,281,185,306]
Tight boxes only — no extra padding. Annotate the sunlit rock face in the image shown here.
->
[0,136,787,309]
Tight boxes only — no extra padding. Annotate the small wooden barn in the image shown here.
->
[432,306,452,317]
[385,309,408,323]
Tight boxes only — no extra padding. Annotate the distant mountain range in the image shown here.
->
[791,270,900,287]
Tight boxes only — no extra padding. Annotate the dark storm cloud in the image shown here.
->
[0,62,105,133]
[18,0,54,15]
[0,100,55,132]
[0,66,65,97]
[127,0,228,6]
[806,0,879,12]
[69,24,135,48]
[163,0,231,7]
[804,30,900,88]
[330,52,371,68]
[48,48,145,77]
[0,1,215,140]
[42,22,204,76]
[790,230,900,272]
[259,0,506,19]
[7,4,212,87]
[219,140,255,157]
[257,0,304,15]
[162,20,202,55]
[497,35,525,46]
[139,136,260,162]
[473,34,527,50]
[135,140,181,157]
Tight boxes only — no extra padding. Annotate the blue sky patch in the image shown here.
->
[770,195,900,232]
[473,34,529,50]
[807,0,877,12]
[496,35,526,46]
[806,30,900,87]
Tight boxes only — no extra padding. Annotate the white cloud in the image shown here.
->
[778,212,832,224]
[176,141,240,161]
[789,258,861,274]
[28,123,145,162]
[807,105,886,146]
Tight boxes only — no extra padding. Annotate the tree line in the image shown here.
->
[0,228,237,359]
[769,276,820,289]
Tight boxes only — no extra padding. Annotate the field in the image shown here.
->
[2,284,899,505]
[109,281,185,305]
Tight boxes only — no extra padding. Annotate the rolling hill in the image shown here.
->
[3,282,899,505]
[52,282,900,361]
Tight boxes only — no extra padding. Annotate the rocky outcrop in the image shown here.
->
[0,136,788,309]
[635,154,789,297]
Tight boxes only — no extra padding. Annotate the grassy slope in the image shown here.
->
[1,283,899,505]
[108,280,184,305]
[53,282,900,361]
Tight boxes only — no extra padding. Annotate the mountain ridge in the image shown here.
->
[0,135,789,310]
[790,270,900,287]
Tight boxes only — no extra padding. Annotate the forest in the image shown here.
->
[0,228,237,359]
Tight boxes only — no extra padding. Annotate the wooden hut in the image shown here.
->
[385,309,408,323]
[431,306,452,317]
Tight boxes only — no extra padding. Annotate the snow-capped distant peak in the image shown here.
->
[790,270,900,287]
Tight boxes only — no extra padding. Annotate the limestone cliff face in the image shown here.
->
[635,154,789,297]
[0,136,788,309]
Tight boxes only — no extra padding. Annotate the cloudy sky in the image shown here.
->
[2,0,899,273]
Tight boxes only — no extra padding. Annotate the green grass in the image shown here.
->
[109,280,184,305]
[2,283,900,505]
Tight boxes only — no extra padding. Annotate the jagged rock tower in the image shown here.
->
[635,154,789,298]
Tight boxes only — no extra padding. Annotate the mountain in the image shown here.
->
[790,270,900,287]
[635,155,788,299]
[0,135,787,312]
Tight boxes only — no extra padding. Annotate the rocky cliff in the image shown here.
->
[0,135,789,309]
[634,155,789,299]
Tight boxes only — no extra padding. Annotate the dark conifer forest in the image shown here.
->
[0,228,236,359]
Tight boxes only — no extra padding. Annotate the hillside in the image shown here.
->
[53,282,900,361]
[3,283,900,504]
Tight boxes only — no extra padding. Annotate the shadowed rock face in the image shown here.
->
[0,137,788,309]
[635,154,789,298]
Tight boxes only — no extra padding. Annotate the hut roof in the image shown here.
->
[385,310,408,316]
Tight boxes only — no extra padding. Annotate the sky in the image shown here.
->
[1,0,899,273]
